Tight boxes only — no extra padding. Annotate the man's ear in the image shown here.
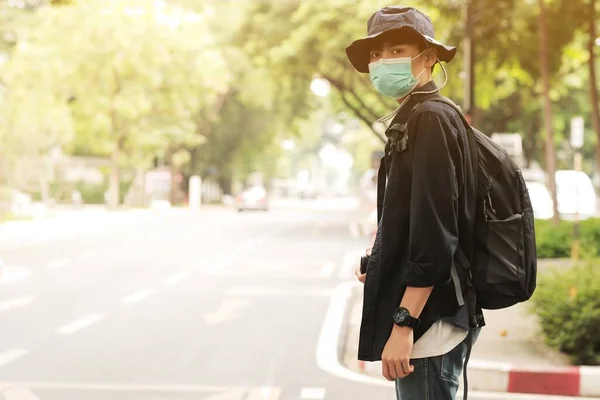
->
[424,48,438,67]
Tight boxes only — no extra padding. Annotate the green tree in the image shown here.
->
[4,0,229,208]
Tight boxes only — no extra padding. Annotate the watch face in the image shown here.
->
[393,308,410,324]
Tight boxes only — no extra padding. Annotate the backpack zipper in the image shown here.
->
[483,194,497,222]
[487,193,497,214]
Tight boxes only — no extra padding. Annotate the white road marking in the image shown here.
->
[204,391,246,400]
[0,349,28,367]
[338,250,363,280]
[47,258,71,269]
[205,269,321,279]
[316,281,392,387]
[56,313,105,334]
[0,296,35,313]
[300,388,325,400]
[163,272,190,286]
[0,266,31,286]
[300,387,326,399]
[581,365,600,397]
[204,299,248,326]
[245,387,282,400]
[0,381,249,393]
[3,387,40,400]
[0,381,594,400]
[318,261,336,278]
[226,286,332,298]
[121,290,155,304]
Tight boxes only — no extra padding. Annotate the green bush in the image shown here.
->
[531,261,600,365]
[76,182,106,204]
[535,219,573,258]
[535,218,600,259]
[581,218,600,258]
[75,180,132,204]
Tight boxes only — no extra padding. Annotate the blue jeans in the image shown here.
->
[395,328,480,400]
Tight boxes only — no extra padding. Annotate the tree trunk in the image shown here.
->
[218,176,232,196]
[108,67,122,210]
[165,148,179,205]
[463,0,476,125]
[538,0,560,223]
[108,143,120,210]
[588,0,600,174]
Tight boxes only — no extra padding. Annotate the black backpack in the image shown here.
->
[436,94,538,312]
[398,94,538,314]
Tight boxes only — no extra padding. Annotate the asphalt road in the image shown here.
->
[0,204,585,400]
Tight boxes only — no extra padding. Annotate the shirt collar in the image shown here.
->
[391,81,439,126]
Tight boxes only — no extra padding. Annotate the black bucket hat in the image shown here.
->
[346,6,457,73]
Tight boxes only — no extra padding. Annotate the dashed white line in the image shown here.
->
[3,387,40,400]
[300,387,326,399]
[56,313,105,334]
[163,272,190,286]
[204,390,245,400]
[318,261,336,278]
[0,266,31,286]
[204,299,248,326]
[47,258,71,270]
[245,387,282,400]
[0,349,28,367]
[0,296,35,313]
[0,381,252,393]
[226,286,332,298]
[120,290,155,304]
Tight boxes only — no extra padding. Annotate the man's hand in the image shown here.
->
[381,326,414,381]
[354,265,366,284]
[354,248,372,284]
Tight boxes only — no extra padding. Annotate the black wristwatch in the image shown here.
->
[392,307,420,329]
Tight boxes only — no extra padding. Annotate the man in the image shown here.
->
[346,6,484,400]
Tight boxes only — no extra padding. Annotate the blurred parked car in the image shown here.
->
[525,181,554,220]
[236,186,268,212]
[556,170,597,218]
[525,170,597,220]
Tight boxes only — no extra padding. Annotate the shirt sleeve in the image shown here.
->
[401,111,461,287]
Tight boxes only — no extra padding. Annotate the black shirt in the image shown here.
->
[358,82,481,362]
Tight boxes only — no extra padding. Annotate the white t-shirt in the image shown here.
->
[411,321,468,359]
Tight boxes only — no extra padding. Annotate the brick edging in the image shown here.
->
[356,357,600,397]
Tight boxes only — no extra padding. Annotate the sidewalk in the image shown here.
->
[341,262,600,397]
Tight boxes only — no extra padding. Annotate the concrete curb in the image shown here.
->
[341,284,600,397]
[356,357,600,397]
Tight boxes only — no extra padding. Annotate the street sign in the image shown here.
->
[571,116,585,149]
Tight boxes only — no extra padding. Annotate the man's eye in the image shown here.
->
[370,52,380,59]
[392,48,404,55]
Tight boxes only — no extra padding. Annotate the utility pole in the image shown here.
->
[463,0,475,125]
[588,0,600,174]
[570,117,585,260]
